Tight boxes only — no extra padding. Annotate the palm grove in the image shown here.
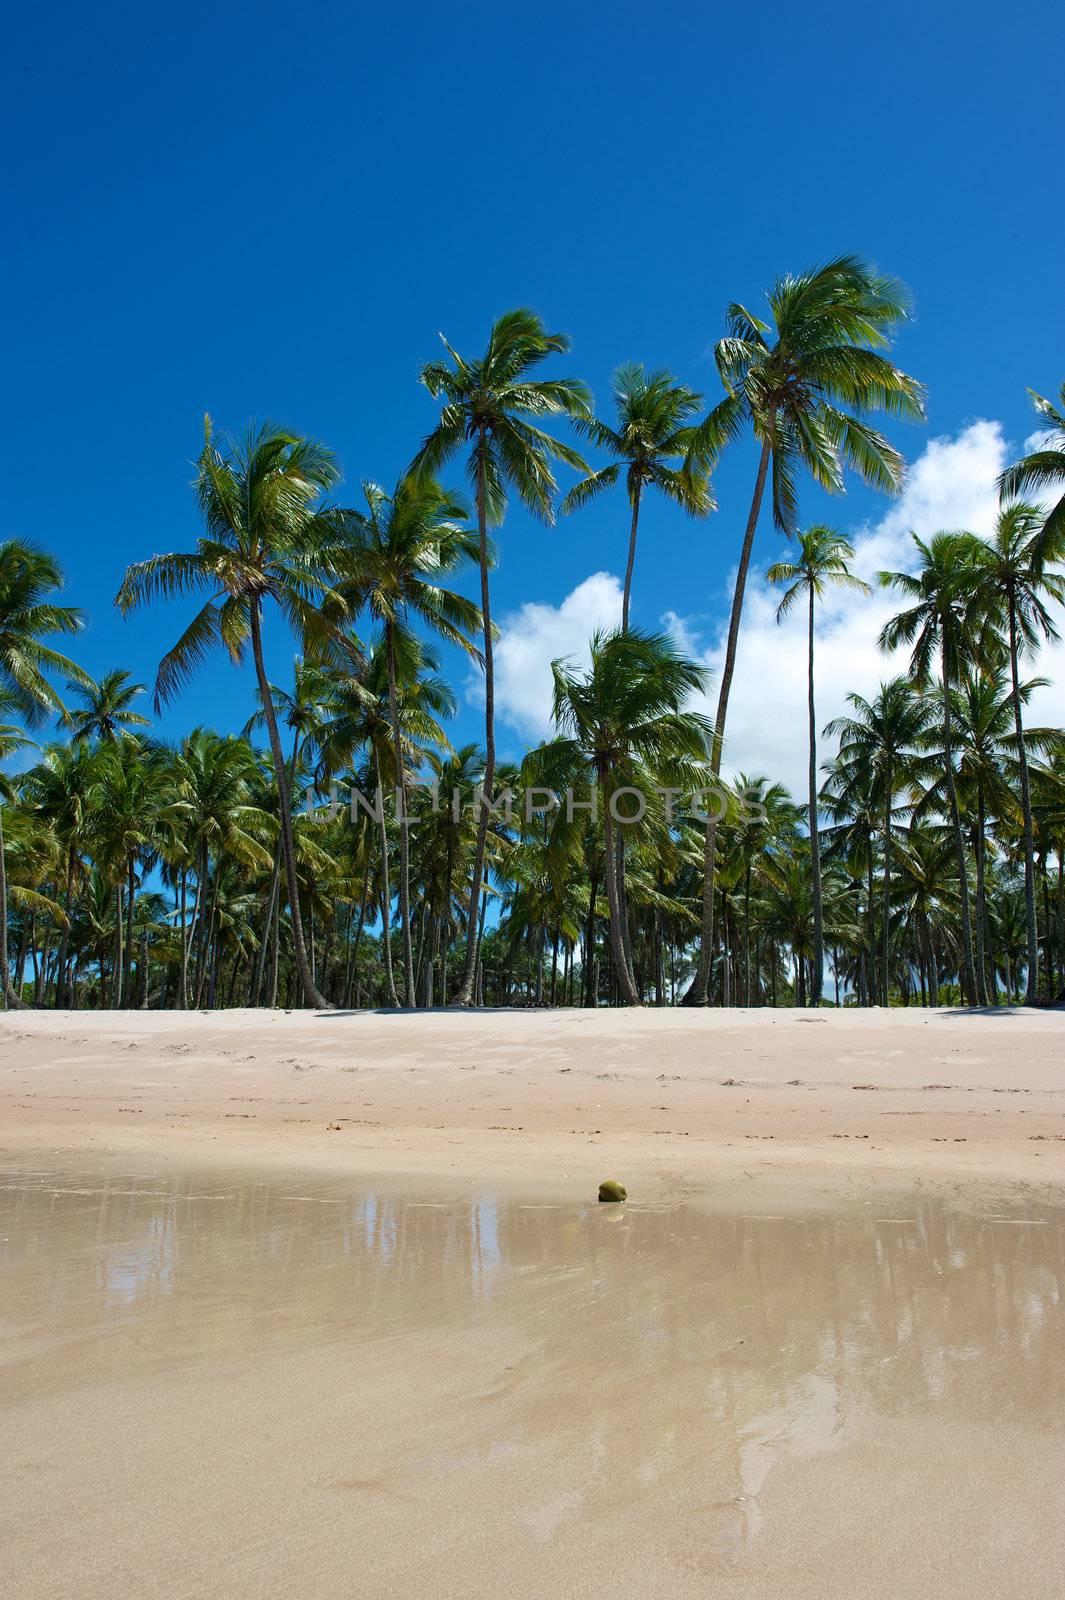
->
[2,260,1064,1012]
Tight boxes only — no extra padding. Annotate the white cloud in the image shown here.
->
[488,423,1065,785]
[481,571,623,741]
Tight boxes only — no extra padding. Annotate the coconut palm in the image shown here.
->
[825,680,935,1003]
[560,363,712,629]
[116,418,350,1008]
[0,710,35,1007]
[338,473,482,1005]
[968,502,1065,1000]
[411,309,591,1004]
[544,629,711,1005]
[0,540,87,726]
[768,527,870,1004]
[879,531,986,1003]
[684,256,925,1003]
[998,383,1065,545]
[62,668,150,743]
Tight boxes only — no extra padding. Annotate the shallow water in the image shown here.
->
[2,1163,1064,1598]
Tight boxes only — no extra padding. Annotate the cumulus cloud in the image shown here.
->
[480,571,623,741]
[488,423,1065,785]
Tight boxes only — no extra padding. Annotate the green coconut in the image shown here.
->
[598,1180,627,1203]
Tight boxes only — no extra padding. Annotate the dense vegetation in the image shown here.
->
[2,259,1064,1011]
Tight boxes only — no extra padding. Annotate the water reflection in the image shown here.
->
[2,1163,1063,1580]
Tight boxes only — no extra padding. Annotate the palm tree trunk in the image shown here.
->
[248,598,330,1009]
[1008,591,1040,1002]
[621,481,643,633]
[456,429,495,1006]
[373,745,401,1008]
[112,883,124,1008]
[881,779,892,1004]
[385,623,416,1006]
[603,805,640,1005]
[124,856,136,1003]
[807,585,824,1006]
[54,849,75,1009]
[0,797,22,1009]
[685,431,773,1004]
[940,651,980,1005]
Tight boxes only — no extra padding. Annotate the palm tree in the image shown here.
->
[411,309,591,1004]
[825,680,935,1003]
[879,530,986,1003]
[0,539,87,724]
[339,473,482,1005]
[62,668,150,743]
[544,629,711,1005]
[116,418,350,1008]
[768,527,870,1004]
[0,708,35,1007]
[560,363,712,629]
[998,383,1065,546]
[684,256,925,1003]
[316,638,456,1008]
[968,502,1065,1000]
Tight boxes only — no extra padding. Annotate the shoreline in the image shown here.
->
[3,1005,1063,1212]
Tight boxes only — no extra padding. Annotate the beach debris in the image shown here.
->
[598,1180,627,1203]
[326,1121,342,1131]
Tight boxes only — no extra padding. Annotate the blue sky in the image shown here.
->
[4,0,1064,773]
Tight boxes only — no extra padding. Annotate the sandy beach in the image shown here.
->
[3,1008,1064,1598]
[2,1005,1064,1204]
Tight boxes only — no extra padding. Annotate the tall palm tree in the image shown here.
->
[411,309,591,1004]
[116,418,349,1008]
[767,527,870,1004]
[968,502,1065,1000]
[560,363,712,629]
[339,473,482,1005]
[684,256,925,1003]
[879,530,986,1003]
[0,708,34,1007]
[544,629,711,1005]
[825,680,935,1003]
[0,540,86,1008]
[62,668,150,743]
[998,383,1065,546]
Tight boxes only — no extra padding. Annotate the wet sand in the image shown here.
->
[2,1008,1064,1594]
[2,1158,1063,1598]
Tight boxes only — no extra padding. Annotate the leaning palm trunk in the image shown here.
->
[385,624,415,1006]
[0,798,22,1009]
[1007,592,1040,1002]
[621,482,643,633]
[455,435,494,1006]
[249,599,330,1010]
[807,586,824,1006]
[686,433,773,1005]
[940,654,981,1005]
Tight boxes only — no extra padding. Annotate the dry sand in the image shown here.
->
[2,1007,1064,1597]
[1,1004,1063,1205]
